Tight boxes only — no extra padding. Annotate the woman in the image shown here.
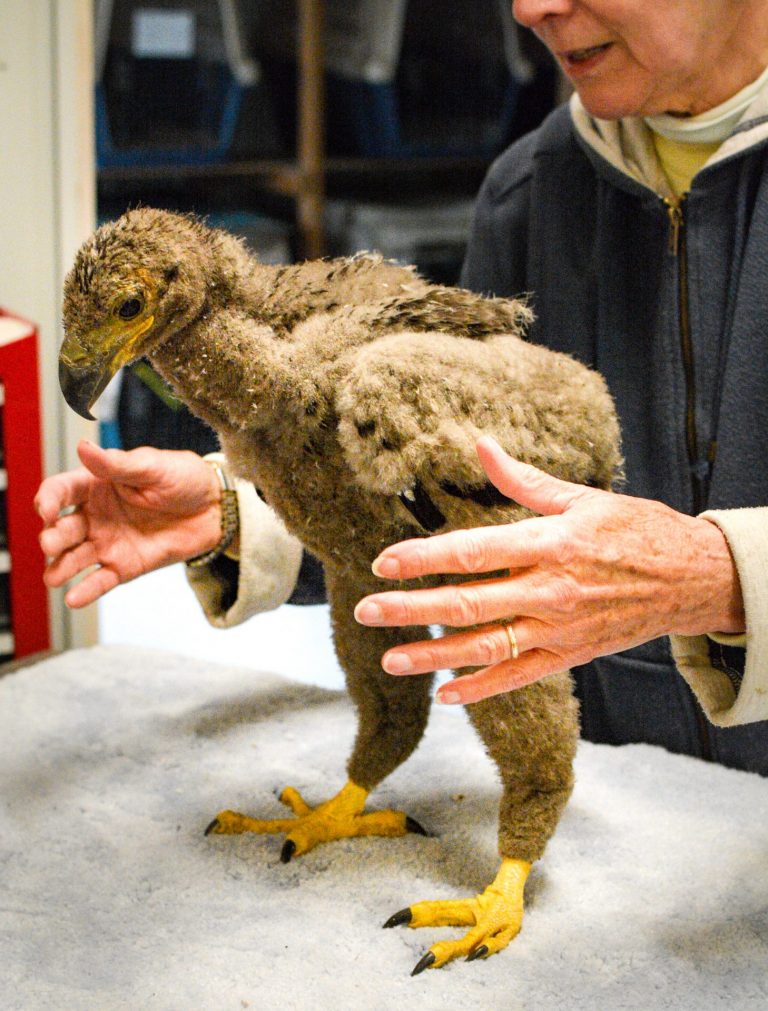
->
[38,0,768,771]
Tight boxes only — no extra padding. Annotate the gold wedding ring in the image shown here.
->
[503,620,519,660]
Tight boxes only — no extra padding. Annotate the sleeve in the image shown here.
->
[185,454,304,628]
[669,506,768,727]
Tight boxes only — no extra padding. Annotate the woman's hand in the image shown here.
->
[36,440,224,608]
[354,437,745,705]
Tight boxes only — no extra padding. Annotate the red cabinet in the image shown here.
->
[0,310,51,659]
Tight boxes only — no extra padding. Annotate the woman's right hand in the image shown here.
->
[35,440,225,608]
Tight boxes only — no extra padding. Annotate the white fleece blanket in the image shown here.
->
[1,646,767,1010]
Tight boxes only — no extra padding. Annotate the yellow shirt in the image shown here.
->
[651,133,720,197]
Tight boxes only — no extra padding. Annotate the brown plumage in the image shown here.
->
[61,207,622,972]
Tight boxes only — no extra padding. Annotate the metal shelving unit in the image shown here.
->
[95,0,494,258]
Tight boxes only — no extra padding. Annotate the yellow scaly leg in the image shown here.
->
[384,858,531,974]
[205,780,427,861]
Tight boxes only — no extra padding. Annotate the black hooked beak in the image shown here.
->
[58,355,114,421]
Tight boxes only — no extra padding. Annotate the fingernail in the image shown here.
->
[383,652,413,674]
[355,601,383,625]
[372,556,400,579]
[437,690,461,705]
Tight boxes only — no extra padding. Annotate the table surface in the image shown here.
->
[2,644,767,1011]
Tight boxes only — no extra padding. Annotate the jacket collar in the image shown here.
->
[569,80,768,198]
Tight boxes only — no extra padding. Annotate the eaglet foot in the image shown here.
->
[205,780,427,861]
[384,858,531,973]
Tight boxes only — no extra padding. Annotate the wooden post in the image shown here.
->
[297,0,325,259]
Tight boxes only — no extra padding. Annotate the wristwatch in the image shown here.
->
[185,460,240,568]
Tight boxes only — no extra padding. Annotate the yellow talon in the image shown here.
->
[392,858,531,972]
[205,780,424,860]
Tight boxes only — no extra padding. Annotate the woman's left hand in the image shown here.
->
[354,437,745,705]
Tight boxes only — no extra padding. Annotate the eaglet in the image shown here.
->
[60,207,621,975]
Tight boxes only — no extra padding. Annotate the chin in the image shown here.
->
[570,68,664,121]
[574,87,649,121]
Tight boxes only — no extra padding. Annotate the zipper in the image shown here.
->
[666,198,683,256]
[664,196,716,513]
[665,195,714,762]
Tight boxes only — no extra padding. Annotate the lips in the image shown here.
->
[562,42,612,67]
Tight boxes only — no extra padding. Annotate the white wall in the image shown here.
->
[0,0,98,649]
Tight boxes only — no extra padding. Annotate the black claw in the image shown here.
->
[440,479,510,509]
[204,818,220,837]
[411,952,436,976]
[280,839,296,863]
[383,907,412,929]
[398,481,446,531]
[405,816,429,837]
[466,945,489,962]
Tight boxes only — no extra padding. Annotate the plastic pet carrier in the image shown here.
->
[94,0,278,167]
[259,0,535,159]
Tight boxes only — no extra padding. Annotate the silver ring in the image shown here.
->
[503,620,519,660]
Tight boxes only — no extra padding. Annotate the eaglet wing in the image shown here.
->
[335,330,619,534]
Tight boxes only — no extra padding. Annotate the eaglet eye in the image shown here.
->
[117,297,143,320]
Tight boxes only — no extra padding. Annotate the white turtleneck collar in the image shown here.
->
[645,65,768,144]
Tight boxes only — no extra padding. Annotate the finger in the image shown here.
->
[356,577,552,630]
[381,621,534,677]
[436,651,560,705]
[476,436,593,516]
[43,540,99,589]
[63,566,121,608]
[39,511,88,558]
[76,439,114,475]
[77,440,160,487]
[371,518,566,581]
[35,471,93,525]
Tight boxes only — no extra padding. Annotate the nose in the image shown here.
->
[512,0,573,29]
